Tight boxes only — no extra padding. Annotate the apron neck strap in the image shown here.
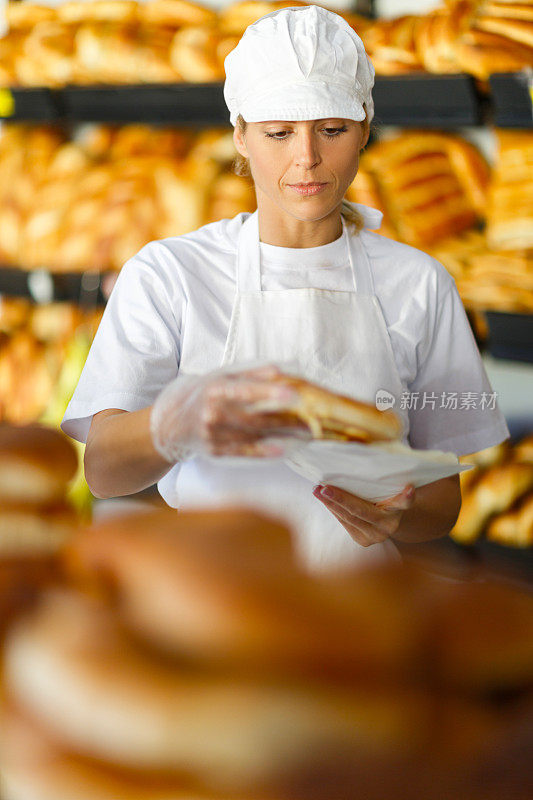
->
[236,210,375,295]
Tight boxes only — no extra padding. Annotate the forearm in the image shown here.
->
[391,474,461,544]
[84,408,173,499]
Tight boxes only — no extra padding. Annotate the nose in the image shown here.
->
[293,130,321,170]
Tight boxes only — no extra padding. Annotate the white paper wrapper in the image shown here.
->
[286,439,474,503]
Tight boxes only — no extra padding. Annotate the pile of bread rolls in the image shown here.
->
[452,433,533,547]
[0,503,532,799]
[0,123,255,271]
[358,0,533,81]
[347,128,533,314]
[0,0,531,87]
[0,296,102,424]
[0,423,78,641]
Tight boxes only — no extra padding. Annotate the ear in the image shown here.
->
[360,119,370,150]
[233,126,249,159]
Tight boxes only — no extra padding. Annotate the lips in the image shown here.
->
[288,183,328,196]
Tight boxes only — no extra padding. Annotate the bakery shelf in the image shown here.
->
[0,76,484,126]
[396,535,533,589]
[372,74,483,127]
[61,83,229,125]
[0,266,106,306]
[0,88,62,122]
[485,311,533,364]
[489,71,533,129]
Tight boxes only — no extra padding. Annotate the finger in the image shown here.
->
[208,379,297,410]
[314,489,394,544]
[321,502,377,547]
[316,485,383,525]
[376,484,415,512]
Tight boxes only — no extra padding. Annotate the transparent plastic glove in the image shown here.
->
[150,364,311,464]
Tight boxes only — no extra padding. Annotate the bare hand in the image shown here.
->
[312,483,415,547]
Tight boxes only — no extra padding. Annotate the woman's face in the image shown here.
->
[233,118,369,221]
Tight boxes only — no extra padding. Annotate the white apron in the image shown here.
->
[163,209,410,570]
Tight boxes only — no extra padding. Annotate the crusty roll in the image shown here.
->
[3,588,432,788]
[5,2,56,29]
[486,492,533,547]
[169,25,226,81]
[56,0,139,24]
[451,461,533,544]
[0,424,78,506]
[140,0,217,28]
[65,508,429,681]
[260,374,403,443]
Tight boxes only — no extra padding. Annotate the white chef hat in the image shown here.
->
[223,5,375,128]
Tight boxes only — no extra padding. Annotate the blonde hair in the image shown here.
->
[231,113,368,233]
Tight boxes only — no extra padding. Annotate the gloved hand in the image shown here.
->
[150,364,309,464]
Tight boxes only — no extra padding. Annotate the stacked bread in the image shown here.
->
[1,0,531,86]
[0,504,531,799]
[486,130,533,252]
[0,0,334,87]
[0,423,78,641]
[360,0,533,80]
[0,296,102,424]
[346,130,490,248]
[0,123,255,272]
[452,433,533,546]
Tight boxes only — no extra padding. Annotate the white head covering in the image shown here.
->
[223,5,375,128]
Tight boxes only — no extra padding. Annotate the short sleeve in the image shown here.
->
[407,280,510,457]
[61,243,184,443]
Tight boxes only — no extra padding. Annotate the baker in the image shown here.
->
[61,5,509,569]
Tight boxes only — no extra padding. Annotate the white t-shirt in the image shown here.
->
[62,209,510,460]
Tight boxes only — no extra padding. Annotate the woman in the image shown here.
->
[62,5,509,569]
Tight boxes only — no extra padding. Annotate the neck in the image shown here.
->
[256,194,344,248]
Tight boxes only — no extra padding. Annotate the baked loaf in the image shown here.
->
[0,505,532,799]
[346,131,489,247]
[452,434,533,546]
[486,130,533,252]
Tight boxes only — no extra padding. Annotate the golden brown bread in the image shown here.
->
[140,0,218,27]
[56,0,139,24]
[451,461,533,544]
[269,374,403,443]
[486,492,533,547]
[0,424,78,506]
[350,131,489,247]
[65,508,428,682]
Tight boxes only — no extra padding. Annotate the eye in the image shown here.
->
[323,127,348,136]
[263,127,348,140]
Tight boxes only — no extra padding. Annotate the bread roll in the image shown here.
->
[451,462,533,544]
[486,492,533,547]
[0,424,78,506]
[140,0,217,28]
[3,588,431,786]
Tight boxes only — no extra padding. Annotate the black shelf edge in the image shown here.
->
[485,311,533,365]
[373,73,483,128]
[489,71,533,129]
[0,76,499,127]
[0,87,63,123]
[61,82,230,125]
[0,266,107,306]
